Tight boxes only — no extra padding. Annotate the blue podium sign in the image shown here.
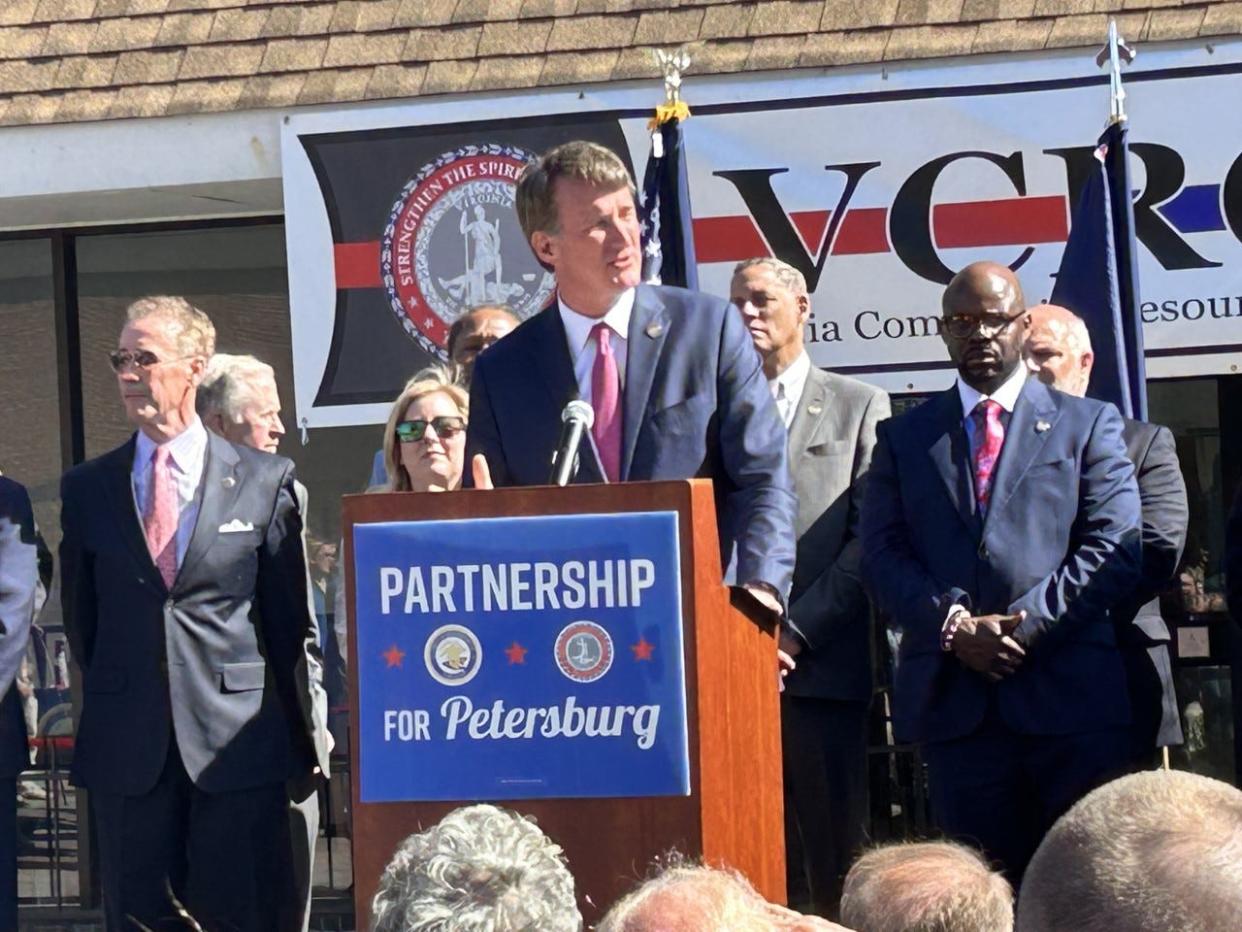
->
[353,511,690,802]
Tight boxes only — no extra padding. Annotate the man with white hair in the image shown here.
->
[840,841,1014,932]
[60,296,327,931]
[371,804,582,932]
[196,351,331,932]
[1018,770,1242,931]
[731,256,890,918]
[196,352,285,454]
[1024,303,1187,767]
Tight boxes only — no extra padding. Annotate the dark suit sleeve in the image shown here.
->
[256,462,329,776]
[59,471,97,673]
[861,418,969,653]
[1132,426,1188,606]
[790,389,891,650]
[715,302,798,600]
[463,352,510,489]
[1011,404,1142,651]
[0,481,37,703]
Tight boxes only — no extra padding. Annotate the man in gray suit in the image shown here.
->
[731,258,890,918]
[197,353,330,932]
[61,296,327,931]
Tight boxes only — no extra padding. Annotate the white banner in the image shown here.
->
[281,38,1242,428]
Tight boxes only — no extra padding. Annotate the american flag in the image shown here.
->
[638,116,699,290]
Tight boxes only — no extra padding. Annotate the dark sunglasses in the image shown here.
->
[395,416,467,442]
[108,349,188,372]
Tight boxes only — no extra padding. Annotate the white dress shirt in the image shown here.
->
[132,417,208,567]
[942,364,1027,635]
[956,364,1027,456]
[559,289,634,406]
[768,351,812,430]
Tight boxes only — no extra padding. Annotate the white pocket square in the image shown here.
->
[218,519,255,533]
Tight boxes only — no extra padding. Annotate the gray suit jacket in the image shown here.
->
[785,368,890,702]
[61,432,328,795]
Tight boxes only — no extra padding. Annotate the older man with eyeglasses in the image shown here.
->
[60,296,327,931]
[860,261,1141,884]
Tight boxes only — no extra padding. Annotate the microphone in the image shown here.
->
[548,399,595,487]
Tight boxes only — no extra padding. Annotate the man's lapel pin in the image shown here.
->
[807,403,823,416]
[645,321,664,339]
[1035,420,1052,433]
[222,475,237,489]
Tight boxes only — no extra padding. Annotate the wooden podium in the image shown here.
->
[343,479,784,925]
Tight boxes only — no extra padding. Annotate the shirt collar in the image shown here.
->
[558,288,635,359]
[956,364,1027,419]
[134,416,208,474]
[770,351,811,401]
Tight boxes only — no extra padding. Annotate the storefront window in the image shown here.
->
[0,238,62,544]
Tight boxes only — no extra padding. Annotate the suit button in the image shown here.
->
[978,543,989,559]
[165,599,174,611]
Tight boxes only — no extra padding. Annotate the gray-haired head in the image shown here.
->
[1017,770,1242,932]
[196,353,284,453]
[731,257,808,298]
[841,841,1013,932]
[125,295,216,359]
[370,804,582,932]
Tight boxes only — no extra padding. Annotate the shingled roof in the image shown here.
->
[0,1,1232,128]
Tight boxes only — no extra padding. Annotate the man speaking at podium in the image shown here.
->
[465,140,796,625]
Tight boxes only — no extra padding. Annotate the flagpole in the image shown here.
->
[1096,19,1136,125]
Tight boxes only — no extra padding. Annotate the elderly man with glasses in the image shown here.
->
[860,262,1141,884]
[60,296,326,931]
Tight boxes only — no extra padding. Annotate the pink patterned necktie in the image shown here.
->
[973,399,1005,515]
[591,322,622,482]
[143,445,179,588]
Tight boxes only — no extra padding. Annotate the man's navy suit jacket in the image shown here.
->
[861,377,1143,744]
[465,284,797,598]
[60,432,328,796]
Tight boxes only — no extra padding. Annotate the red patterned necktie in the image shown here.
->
[143,445,179,588]
[973,399,1005,515]
[591,322,622,482]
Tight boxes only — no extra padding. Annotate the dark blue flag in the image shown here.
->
[1050,120,1146,420]
[639,115,699,290]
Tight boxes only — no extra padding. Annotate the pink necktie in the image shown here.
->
[144,445,179,588]
[591,322,622,482]
[973,399,1005,515]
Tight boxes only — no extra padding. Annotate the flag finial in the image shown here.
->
[1096,19,1136,125]
[650,46,693,127]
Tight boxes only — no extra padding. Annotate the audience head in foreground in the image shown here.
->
[840,841,1013,932]
[196,352,286,453]
[370,804,581,932]
[598,859,848,931]
[381,365,469,493]
[1017,769,1242,932]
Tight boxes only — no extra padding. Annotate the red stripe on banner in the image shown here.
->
[693,215,770,263]
[934,195,1068,248]
[334,241,382,289]
[694,209,891,263]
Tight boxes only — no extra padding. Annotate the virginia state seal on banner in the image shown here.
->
[554,621,615,683]
[380,144,556,358]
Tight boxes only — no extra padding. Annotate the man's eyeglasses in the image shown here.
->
[108,349,191,372]
[942,311,1025,340]
[394,416,467,443]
